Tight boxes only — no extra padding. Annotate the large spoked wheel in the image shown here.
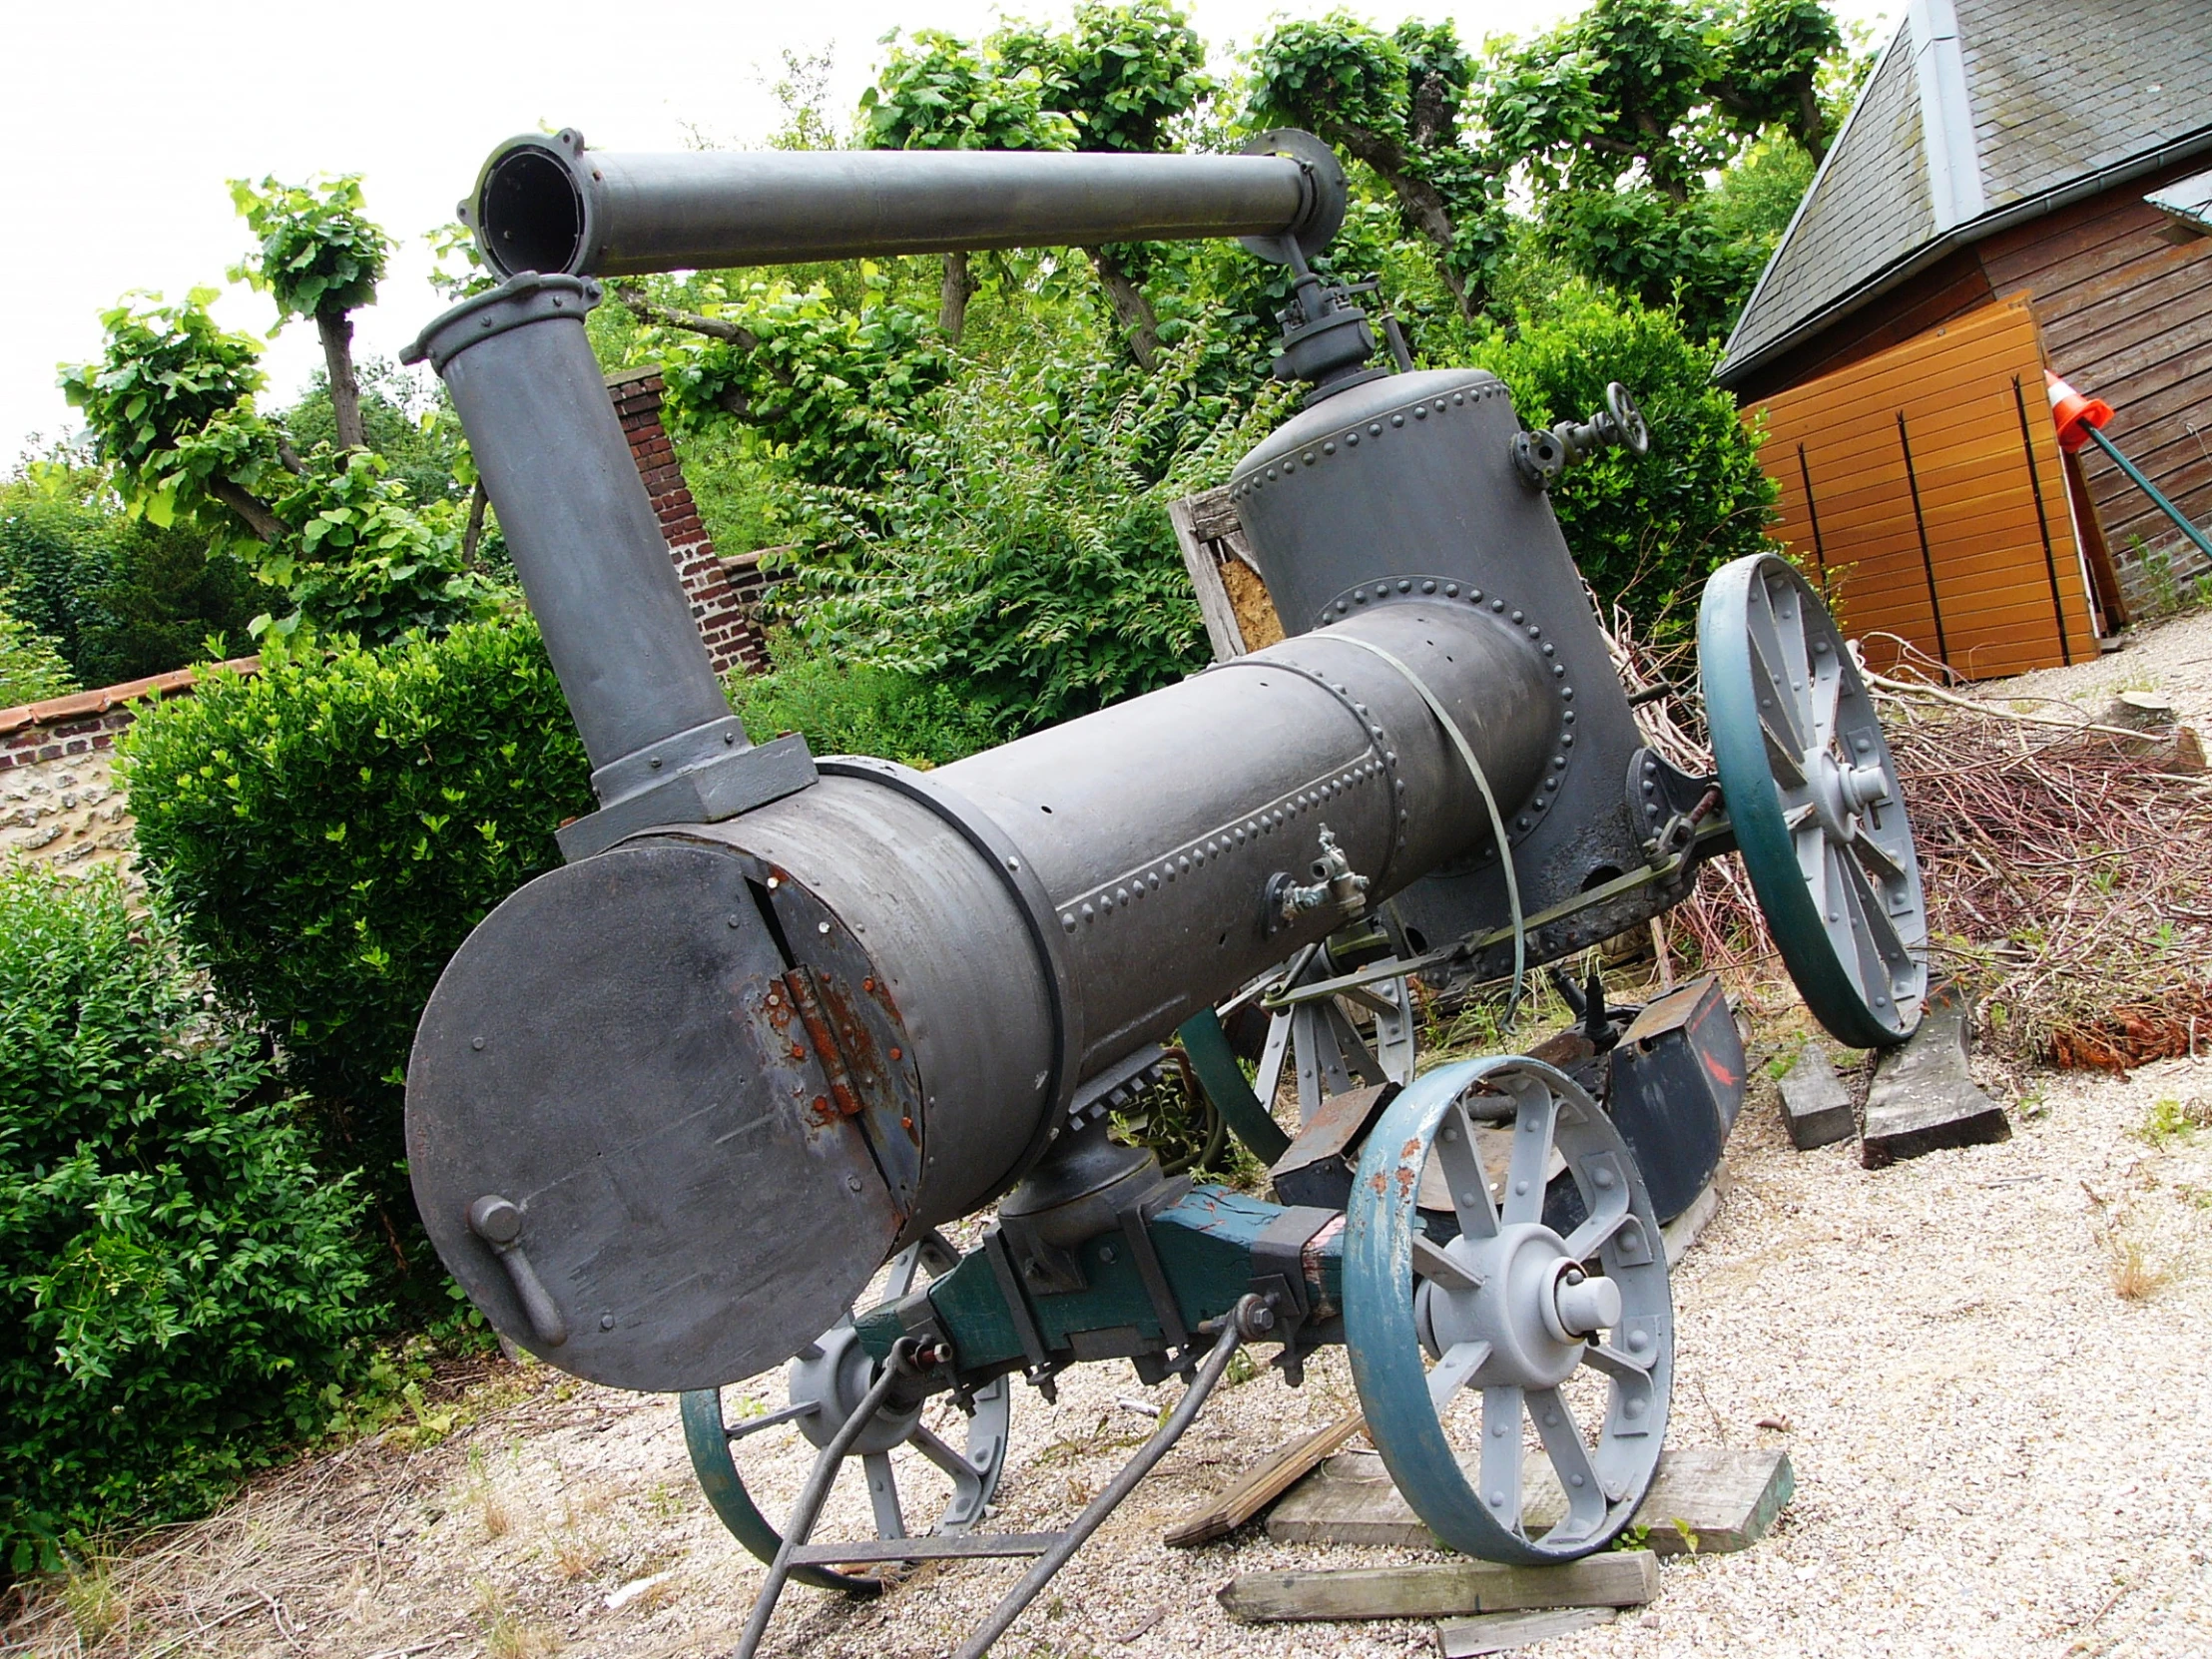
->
[1346,1058,1673,1564]
[680,1232,1011,1593]
[1700,553,1929,1047]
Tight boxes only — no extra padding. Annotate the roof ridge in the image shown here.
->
[1907,0,1985,230]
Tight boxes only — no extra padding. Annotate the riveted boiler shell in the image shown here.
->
[406,839,901,1391]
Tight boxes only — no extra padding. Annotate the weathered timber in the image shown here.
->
[1659,1163,1729,1269]
[1164,1408,1366,1547]
[1778,1043,1858,1150]
[1435,1606,1617,1656]
[1168,492,1249,662]
[1219,1550,1658,1623]
[1270,1443,1793,1558]
[1862,981,2010,1166]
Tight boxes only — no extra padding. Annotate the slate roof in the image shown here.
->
[1716,0,2212,387]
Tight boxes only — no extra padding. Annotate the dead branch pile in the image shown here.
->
[1607,614,2212,1067]
[1868,650,2212,1069]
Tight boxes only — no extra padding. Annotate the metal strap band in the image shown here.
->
[1312,634,1529,1020]
[819,758,1082,1202]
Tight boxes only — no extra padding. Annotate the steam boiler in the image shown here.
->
[400,126,1929,1654]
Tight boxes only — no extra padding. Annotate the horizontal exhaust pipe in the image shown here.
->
[462,127,1346,279]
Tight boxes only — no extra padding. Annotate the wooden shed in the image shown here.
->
[1718,0,2212,675]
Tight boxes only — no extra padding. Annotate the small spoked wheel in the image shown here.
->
[680,1231,1011,1592]
[1346,1058,1672,1563]
[1700,552,1928,1047]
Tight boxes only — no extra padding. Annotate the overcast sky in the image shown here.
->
[2,0,1894,465]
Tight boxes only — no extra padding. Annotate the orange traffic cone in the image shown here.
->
[2045,369,2112,453]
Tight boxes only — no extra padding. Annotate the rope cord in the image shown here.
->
[1322,634,1528,1022]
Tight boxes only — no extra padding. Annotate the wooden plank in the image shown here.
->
[1168,495,1247,662]
[1183,483,1243,543]
[1219,1551,1659,1623]
[1163,1409,1366,1547]
[1436,1607,1615,1657]
[1270,1443,1793,1558]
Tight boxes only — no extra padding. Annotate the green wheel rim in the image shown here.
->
[1698,554,1928,1047]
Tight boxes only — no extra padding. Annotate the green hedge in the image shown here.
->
[0,863,380,1574]
[728,629,1006,768]
[1422,283,1777,632]
[122,619,593,1248]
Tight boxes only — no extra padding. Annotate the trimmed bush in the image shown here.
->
[121,619,593,1243]
[728,630,1006,768]
[0,863,380,1573]
[1422,283,1778,632]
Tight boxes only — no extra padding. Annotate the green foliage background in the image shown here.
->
[0,864,380,1573]
[121,622,593,1234]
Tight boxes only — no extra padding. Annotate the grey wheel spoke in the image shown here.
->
[1763,714,1808,787]
[1819,845,1873,1001]
[1426,1340,1492,1410]
[1254,1009,1292,1119]
[726,1398,820,1442]
[1527,1387,1607,1538]
[881,1242,924,1303]
[1501,1082,1558,1227]
[1756,571,1819,718]
[1563,1203,1629,1264]
[1478,1385,1524,1528]
[1745,610,1810,755]
[1810,659,1843,749]
[908,1422,976,1482]
[1838,849,1911,993]
[1432,1099,1499,1241]
[1413,1234,1483,1292]
[1582,1340,1652,1380]
[861,1451,906,1540]
[1849,826,1907,888]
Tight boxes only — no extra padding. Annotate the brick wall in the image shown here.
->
[0,659,260,873]
[606,368,772,674]
[3,378,766,876]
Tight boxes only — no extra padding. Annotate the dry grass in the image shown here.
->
[2110,1237,2175,1303]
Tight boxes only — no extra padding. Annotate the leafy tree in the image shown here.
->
[0,596,76,707]
[230,176,393,452]
[1249,2,1852,334]
[58,289,293,544]
[60,294,495,646]
[777,331,1293,729]
[860,31,1076,340]
[2,460,258,686]
[1002,2,1220,367]
[1249,15,1505,316]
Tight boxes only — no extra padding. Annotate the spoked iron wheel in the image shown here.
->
[1345,1057,1672,1564]
[680,1231,1011,1593]
[1699,552,1928,1047]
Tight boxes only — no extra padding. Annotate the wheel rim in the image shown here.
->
[679,1231,1011,1590]
[1345,1058,1673,1564]
[1699,553,1928,1047]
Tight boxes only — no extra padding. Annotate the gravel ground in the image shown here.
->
[12,613,2212,1659]
[1992,608,2212,729]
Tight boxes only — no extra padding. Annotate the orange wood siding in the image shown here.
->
[1751,294,2098,679]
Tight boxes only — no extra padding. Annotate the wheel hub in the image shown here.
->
[1423,1223,1618,1390]
[790,1324,923,1455]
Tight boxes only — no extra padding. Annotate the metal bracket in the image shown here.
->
[1249,1205,1339,1384]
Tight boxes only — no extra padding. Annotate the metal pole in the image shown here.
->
[1796,443,1830,600]
[2011,375,2073,664]
[2083,425,2212,566]
[1896,413,1950,668]
[951,1302,1256,1659]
